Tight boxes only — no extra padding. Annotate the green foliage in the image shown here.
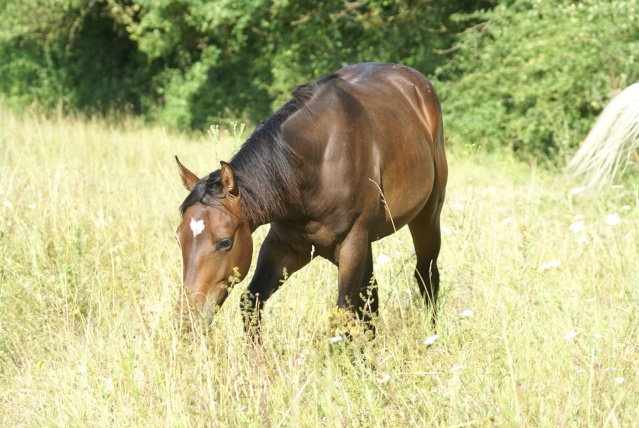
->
[436,0,639,163]
[0,0,155,114]
[118,0,488,127]
[0,0,489,128]
[4,0,637,163]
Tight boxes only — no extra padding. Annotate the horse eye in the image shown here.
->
[217,238,233,251]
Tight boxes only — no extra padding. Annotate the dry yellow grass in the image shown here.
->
[0,107,637,426]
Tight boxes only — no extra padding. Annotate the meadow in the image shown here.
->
[0,107,637,427]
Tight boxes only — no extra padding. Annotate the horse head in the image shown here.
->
[174,157,253,319]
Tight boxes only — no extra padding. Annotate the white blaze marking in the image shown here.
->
[190,218,205,238]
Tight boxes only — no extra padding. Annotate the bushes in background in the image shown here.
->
[1,0,638,162]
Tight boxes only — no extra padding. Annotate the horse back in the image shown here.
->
[282,63,447,241]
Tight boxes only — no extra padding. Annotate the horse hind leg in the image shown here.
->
[408,205,442,326]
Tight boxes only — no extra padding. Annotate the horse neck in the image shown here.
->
[233,147,303,230]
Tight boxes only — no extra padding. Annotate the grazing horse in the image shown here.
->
[175,63,447,338]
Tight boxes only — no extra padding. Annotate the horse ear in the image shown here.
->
[220,161,238,197]
[175,156,200,191]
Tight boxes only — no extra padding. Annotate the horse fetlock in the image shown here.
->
[328,306,373,341]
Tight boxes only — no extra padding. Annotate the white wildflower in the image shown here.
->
[605,213,621,226]
[569,186,586,195]
[592,333,603,339]
[501,217,513,225]
[615,377,624,384]
[577,236,587,244]
[77,364,87,374]
[377,373,391,384]
[611,185,624,189]
[621,205,630,211]
[441,225,452,235]
[28,203,36,209]
[451,365,464,372]
[539,260,561,270]
[295,349,309,366]
[564,331,579,340]
[569,221,586,234]
[104,377,114,393]
[424,334,439,346]
[328,335,342,344]
[376,254,390,266]
[459,309,473,318]
[452,203,464,211]
[572,214,585,221]
[2,200,12,209]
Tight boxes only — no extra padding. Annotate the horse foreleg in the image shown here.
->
[333,232,378,338]
[242,227,308,343]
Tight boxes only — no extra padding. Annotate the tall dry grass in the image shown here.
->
[0,107,637,426]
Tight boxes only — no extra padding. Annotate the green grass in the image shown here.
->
[1,107,637,426]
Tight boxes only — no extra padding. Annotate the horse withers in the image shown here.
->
[175,63,448,339]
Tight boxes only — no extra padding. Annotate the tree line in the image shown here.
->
[1,0,637,161]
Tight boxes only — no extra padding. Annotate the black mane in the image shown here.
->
[180,73,339,226]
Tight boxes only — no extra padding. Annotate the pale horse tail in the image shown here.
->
[566,82,639,189]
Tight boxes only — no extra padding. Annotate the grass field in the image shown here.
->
[1,107,637,427]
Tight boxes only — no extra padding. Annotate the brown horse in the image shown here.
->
[175,63,447,338]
